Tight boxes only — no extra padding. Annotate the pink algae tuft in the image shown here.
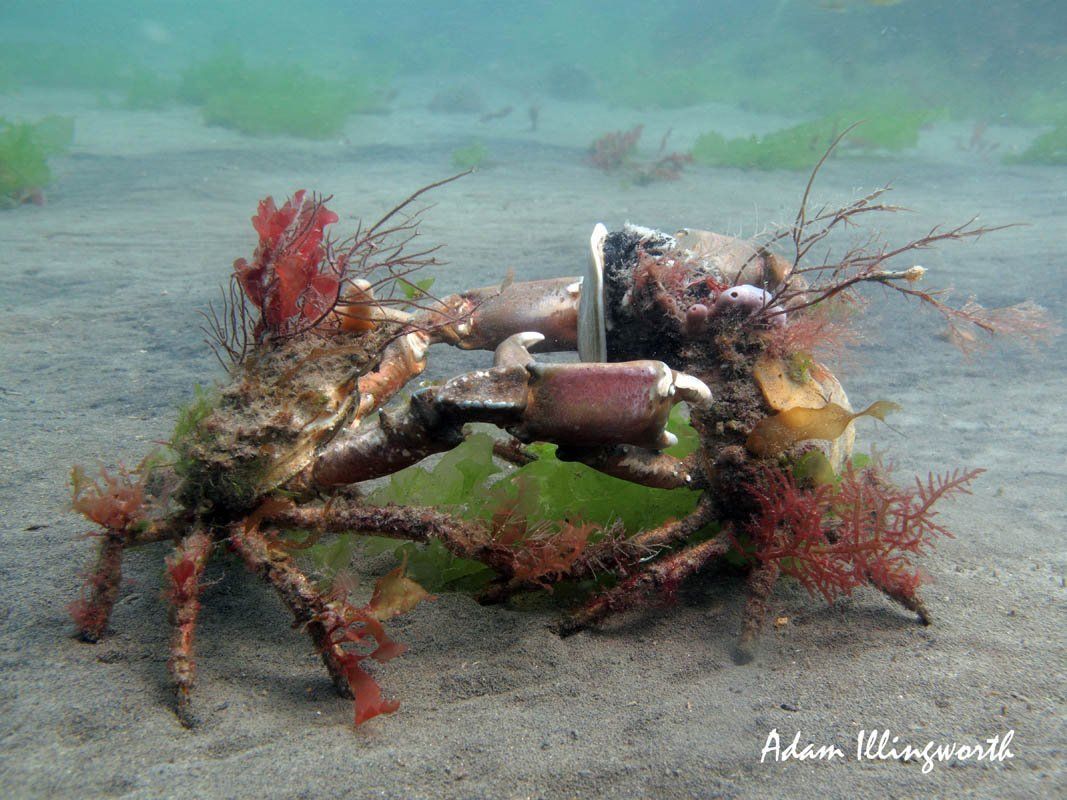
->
[70,463,147,532]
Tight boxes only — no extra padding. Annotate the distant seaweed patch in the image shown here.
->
[451,141,489,170]
[1006,123,1067,166]
[0,115,73,208]
[692,110,940,171]
[180,48,388,139]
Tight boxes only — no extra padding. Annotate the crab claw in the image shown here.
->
[501,332,711,451]
[311,333,712,489]
[428,278,581,352]
[494,331,544,368]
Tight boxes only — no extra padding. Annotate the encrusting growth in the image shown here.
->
[66,152,1057,728]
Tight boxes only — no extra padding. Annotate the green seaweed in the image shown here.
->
[361,537,496,593]
[369,409,700,534]
[180,49,385,139]
[366,432,503,514]
[692,110,937,171]
[451,141,488,170]
[0,115,73,207]
[170,386,217,451]
[1006,123,1067,165]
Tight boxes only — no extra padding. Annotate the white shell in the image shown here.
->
[579,223,608,362]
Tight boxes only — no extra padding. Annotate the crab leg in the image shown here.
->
[309,333,710,490]
[164,529,214,726]
[229,524,359,699]
[71,514,184,642]
[350,223,611,422]
[351,277,581,420]
[868,573,932,625]
[555,445,694,490]
[557,533,733,637]
[71,534,126,642]
[733,560,781,665]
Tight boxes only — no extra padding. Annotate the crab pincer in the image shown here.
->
[310,332,711,489]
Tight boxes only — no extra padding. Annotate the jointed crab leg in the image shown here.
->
[351,223,610,423]
[228,524,363,699]
[165,529,213,726]
[558,533,733,637]
[72,514,187,642]
[352,276,582,420]
[72,534,126,642]
[555,445,695,490]
[733,560,782,664]
[429,277,582,352]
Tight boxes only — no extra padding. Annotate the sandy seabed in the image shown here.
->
[0,85,1064,800]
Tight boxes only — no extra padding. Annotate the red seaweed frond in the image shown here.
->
[483,480,603,588]
[630,248,705,330]
[632,152,693,184]
[214,175,468,362]
[502,521,600,589]
[587,125,691,182]
[70,462,148,532]
[588,125,643,171]
[164,533,213,608]
[317,599,406,726]
[233,190,344,340]
[315,563,431,726]
[740,462,982,604]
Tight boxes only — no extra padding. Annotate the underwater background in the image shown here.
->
[1,1,1064,798]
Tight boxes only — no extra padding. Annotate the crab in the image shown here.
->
[70,172,1048,726]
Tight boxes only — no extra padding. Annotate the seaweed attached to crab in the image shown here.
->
[68,149,1059,727]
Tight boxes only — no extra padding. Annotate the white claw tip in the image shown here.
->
[672,372,713,408]
[514,331,546,348]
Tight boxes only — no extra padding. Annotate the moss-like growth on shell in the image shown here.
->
[171,328,391,516]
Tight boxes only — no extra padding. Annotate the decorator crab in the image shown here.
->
[69,164,1056,726]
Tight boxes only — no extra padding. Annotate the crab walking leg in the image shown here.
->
[71,534,126,642]
[868,572,932,625]
[354,329,432,419]
[228,524,360,699]
[429,277,582,352]
[733,560,781,665]
[310,334,711,489]
[555,445,694,490]
[164,529,214,726]
[70,513,201,642]
[263,502,523,578]
[557,533,733,637]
